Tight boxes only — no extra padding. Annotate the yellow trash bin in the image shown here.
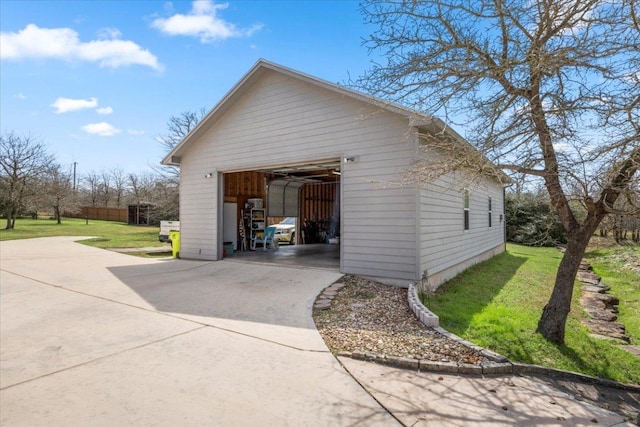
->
[169,231,180,259]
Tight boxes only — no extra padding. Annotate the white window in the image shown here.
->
[463,189,470,230]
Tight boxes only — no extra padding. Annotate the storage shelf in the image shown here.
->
[250,207,265,239]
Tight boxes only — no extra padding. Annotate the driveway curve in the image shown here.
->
[1,237,399,426]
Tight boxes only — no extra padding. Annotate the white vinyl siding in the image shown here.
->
[179,70,418,279]
[419,173,505,286]
[177,64,506,283]
[178,153,218,260]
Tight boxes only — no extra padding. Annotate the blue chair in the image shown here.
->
[251,226,278,251]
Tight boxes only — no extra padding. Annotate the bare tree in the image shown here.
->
[42,163,74,224]
[156,109,207,154]
[150,176,179,221]
[358,0,640,344]
[0,132,53,229]
[110,167,127,208]
[128,172,156,205]
[151,109,206,220]
[154,109,206,182]
[83,170,101,207]
[99,170,112,207]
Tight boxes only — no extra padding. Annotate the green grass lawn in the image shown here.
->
[0,217,163,249]
[4,219,637,383]
[423,243,640,385]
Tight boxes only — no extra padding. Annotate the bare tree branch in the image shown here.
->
[0,132,53,229]
[358,0,639,344]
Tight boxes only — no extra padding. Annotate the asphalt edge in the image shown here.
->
[338,283,640,393]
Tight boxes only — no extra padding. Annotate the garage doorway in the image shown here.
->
[221,159,341,270]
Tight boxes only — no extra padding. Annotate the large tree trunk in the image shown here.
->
[5,208,15,230]
[536,230,592,344]
[54,206,61,224]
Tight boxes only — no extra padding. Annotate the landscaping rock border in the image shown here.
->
[578,261,630,343]
[313,281,346,310]
[407,283,439,327]
[314,277,639,392]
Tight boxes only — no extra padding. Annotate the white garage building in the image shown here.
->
[163,60,508,288]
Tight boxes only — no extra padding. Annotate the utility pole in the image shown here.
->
[73,161,77,191]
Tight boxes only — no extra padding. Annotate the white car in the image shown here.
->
[159,220,180,243]
[273,217,296,244]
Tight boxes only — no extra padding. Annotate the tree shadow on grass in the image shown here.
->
[424,250,528,335]
[556,333,640,385]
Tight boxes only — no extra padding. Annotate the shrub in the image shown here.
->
[506,192,566,246]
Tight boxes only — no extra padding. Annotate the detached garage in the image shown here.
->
[163,60,508,288]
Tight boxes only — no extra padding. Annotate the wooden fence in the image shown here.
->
[78,206,128,222]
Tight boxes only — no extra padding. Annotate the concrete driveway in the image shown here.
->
[1,237,399,426]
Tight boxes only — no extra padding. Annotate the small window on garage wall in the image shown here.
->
[488,196,492,228]
[267,179,304,217]
[463,189,470,230]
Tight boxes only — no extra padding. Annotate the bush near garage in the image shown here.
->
[506,192,567,247]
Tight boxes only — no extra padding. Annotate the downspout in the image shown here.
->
[503,186,507,247]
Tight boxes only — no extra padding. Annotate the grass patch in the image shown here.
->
[0,217,163,249]
[128,250,174,258]
[423,243,640,385]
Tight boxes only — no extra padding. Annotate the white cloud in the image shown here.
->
[0,24,162,70]
[151,0,262,43]
[51,97,98,114]
[96,106,113,115]
[15,93,26,100]
[97,27,122,40]
[82,122,121,136]
[128,129,145,136]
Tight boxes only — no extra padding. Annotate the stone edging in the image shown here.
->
[407,283,439,327]
[318,280,639,391]
[338,283,640,392]
[338,350,640,391]
[407,283,506,362]
[313,281,347,310]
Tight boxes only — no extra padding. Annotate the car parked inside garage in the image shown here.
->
[273,217,296,245]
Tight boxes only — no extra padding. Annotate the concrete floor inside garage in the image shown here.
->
[223,162,342,272]
[226,243,340,270]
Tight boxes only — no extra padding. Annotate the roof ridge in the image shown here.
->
[162,59,434,166]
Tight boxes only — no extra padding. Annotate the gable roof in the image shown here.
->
[161,59,435,166]
[161,59,510,184]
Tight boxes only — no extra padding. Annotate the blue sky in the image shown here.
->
[1,0,379,175]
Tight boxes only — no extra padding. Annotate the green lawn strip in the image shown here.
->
[0,218,163,249]
[127,250,174,258]
[423,243,640,385]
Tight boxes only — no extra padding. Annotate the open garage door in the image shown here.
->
[267,179,304,217]
[221,159,341,269]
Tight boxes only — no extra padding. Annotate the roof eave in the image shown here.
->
[417,118,513,185]
[161,61,271,166]
[160,59,436,167]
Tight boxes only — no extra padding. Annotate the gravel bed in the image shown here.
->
[313,275,487,365]
[313,275,640,423]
